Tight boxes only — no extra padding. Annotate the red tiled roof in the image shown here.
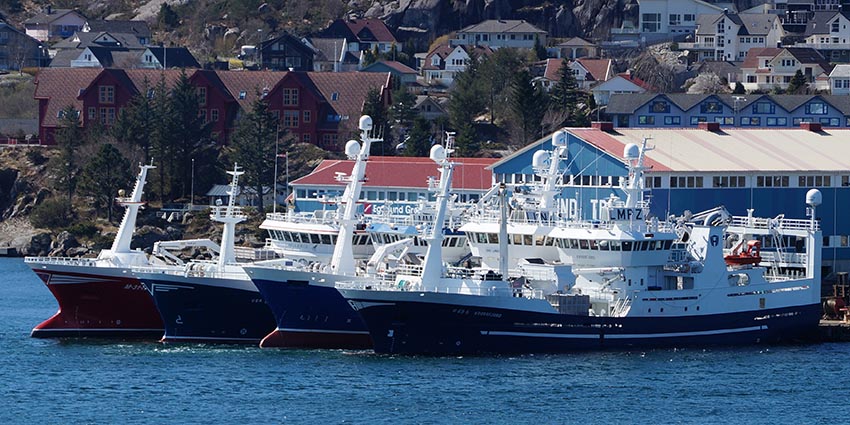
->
[215,70,286,109]
[307,71,391,125]
[344,18,397,43]
[34,68,102,127]
[742,47,782,69]
[422,43,454,70]
[543,58,564,81]
[292,156,497,190]
[577,58,612,82]
[618,73,654,91]
[375,60,416,74]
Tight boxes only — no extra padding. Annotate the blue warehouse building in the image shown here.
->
[490,122,850,274]
[607,93,850,129]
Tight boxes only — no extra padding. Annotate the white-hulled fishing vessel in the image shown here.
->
[338,137,823,355]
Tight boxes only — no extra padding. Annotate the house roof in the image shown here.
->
[542,58,564,81]
[737,13,777,36]
[85,20,151,38]
[829,64,850,78]
[556,37,596,47]
[34,68,102,127]
[362,60,416,75]
[458,19,546,34]
[52,31,146,50]
[307,71,391,127]
[214,70,285,109]
[577,58,613,82]
[741,47,782,68]
[319,19,397,44]
[605,93,850,115]
[569,127,850,173]
[291,156,496,190]
[784,47,830,68]
[804,11,839,36]
[259,33,315,57]
[24,9,84,25]
[146,46,201,68]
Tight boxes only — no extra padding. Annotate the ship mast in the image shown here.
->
[330,115,377,275]
[212,163,247,269]
[106,161,155,256]
[420,135,455,289]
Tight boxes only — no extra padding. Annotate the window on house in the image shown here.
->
[684,14,695,22]
[753,102,775,114]
[638,115,655,125]
[807,102,827,114]
[99,107,116,124]
[283,110,299,128]
[99,86,114,104]
[303,134,311,143]
[331,92,339,101]
[283,88,299,106]
[650,101,670,113]
[239,91,246,99]
[303,110,311,123]
[700,101,722,114]
[642,13,661,32]
[663,116,680,125]
[88,107,96,120]
[197,86,207,106]
[833,21,840,32]
[198,109,207,123]
[211,109,219,122]
[669,14,680,25]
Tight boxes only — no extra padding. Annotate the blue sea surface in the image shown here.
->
[1,257,847,424]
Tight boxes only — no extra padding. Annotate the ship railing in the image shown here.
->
[263,211,340,225]
[337,279,546,299]
[133,261,247,280]
[24,256,100,267]
[210,206,247,220]
[611,297,632,317]
[728,215,818,232]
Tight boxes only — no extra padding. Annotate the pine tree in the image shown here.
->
[403,117,432,157]
[50,105,84,205]
[150,76,176,201]
[227,94,280,213]
[787,69,808,94]
[112,78,155,162]
[169,70,216,201]
[78,144,133,222]
[510,69,548,146]
[478,48,524,123]
[732,81,746,94]
[361,87,390,156]
[549,60,581,127]
[389,85,417,131]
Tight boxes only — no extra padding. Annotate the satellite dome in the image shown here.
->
[532,150,549,168]
[624,143,640,160]
[552,130,567,147]
[344,140,360,157]
[806,189,822,207]
[430,144,446,163]
[359,115,373,131]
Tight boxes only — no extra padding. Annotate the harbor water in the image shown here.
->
[1,257,847,424]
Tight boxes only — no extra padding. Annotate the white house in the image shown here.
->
[536,58,614,91]
[591,73,651,106]
[453,20,546,50]
[421,43,492,87]
[24,8,87,42]
[629,0,724,38]
[828,64,850,94]
[741,47,833,91]
[686,10,784,61]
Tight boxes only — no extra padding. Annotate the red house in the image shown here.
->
[34,68,392,150]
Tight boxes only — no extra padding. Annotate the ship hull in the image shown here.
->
[342,290,822,355]
[138,274,275,344]
[247,269,372,349]
[29,265,163,338]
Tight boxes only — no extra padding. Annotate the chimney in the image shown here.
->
[591,121,614,132]
[698,122,720,132]
[800,122,822,132]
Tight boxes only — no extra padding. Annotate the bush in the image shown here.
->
[30,198,73,229]
[66,221,99,239]
[25,149,46,166]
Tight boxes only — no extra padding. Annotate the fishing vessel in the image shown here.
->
[25,163,164,338]
[244,116,380,348]
[133,164,275,344]
[337,137,824,354]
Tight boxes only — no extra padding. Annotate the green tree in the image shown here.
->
[112,78,156,162]
[50,106,84,205]
[169,70,216,201]
[389,85,417,130]
[510,69,548,146]
[361,87,390,155]
[227,94,280,212]
[786,69,808,94]
[158,3,180,30]
[149,76,175,201]
[447,56,487,156]
[402,117,432,157]
[478,48,525,123]
[533,38,547,61]
[78,144,133,222]
[549,60,582,127]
